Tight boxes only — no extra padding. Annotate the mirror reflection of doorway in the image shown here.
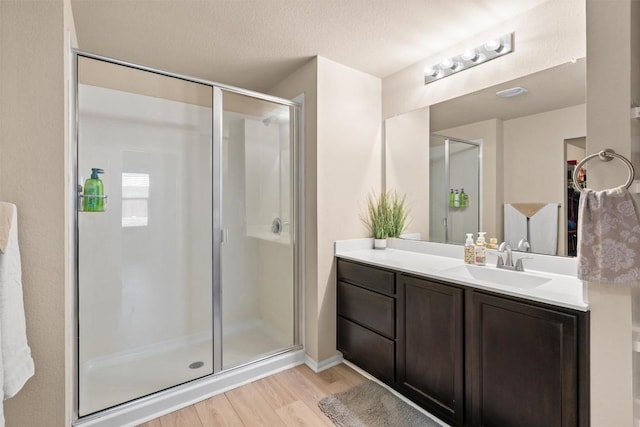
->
[565,137,586,256]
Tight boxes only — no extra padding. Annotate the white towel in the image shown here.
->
[577,186,640,283]
[529,203,559,255]
[0,203,34,427]
[504,204,528,248]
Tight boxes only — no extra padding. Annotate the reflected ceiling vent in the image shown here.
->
[495,86,529,98]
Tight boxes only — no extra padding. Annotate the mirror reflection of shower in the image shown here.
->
[429,134,481,244]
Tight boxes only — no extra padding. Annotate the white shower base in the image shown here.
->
[79,321,291,416]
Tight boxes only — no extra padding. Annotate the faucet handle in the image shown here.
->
[518,238,531,252]
[514,256,533,271]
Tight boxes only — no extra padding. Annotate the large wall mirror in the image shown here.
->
[387,58,586,257]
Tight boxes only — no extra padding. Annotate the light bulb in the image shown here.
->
[451,62,464,72]
[484,39,503,52]
[461,49,479,62]
[440,58,454,69]
[424,66,438,77]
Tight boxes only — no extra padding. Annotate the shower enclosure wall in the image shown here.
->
[429,135,481,245]
[73,53,301,421]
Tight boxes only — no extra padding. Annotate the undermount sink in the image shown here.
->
[440,264,552,289]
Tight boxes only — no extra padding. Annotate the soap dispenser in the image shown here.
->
[459,188,467,208]
[449,189,455,208]
[474,232,487,266]
[464,233,475,264]
[83,168,105,212]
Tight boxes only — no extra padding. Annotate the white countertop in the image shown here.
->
[335,238,588,312]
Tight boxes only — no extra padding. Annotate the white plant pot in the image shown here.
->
[374,238,387,250]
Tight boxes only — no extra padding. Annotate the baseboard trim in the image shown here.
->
[305,353,343,373]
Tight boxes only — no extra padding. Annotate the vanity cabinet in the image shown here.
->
[336,259,396,384]
[468,290,589,427]
[335,257,589,427]
[397,274,464,426]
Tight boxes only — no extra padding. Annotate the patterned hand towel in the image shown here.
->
[577,186,640,283]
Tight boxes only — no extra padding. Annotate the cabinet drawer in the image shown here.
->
[337,259,395,295]
[337,316,395,384]
[338,281,395,338]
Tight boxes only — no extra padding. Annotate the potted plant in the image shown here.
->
[363,191,391,249]
[388,190,409,238]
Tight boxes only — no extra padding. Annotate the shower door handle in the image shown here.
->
[221,228,229,243]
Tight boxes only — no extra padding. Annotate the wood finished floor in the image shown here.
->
[137,363,366,426]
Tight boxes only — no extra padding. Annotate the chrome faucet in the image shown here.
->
[497,242,528,271]
[497,242,513,268]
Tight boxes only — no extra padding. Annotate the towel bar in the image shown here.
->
[572,149,635,193]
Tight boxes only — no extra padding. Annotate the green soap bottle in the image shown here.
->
[449,189,455,207]
[460,188,467,208]
[83,168,105,212]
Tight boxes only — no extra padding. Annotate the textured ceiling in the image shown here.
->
[71,0,550,92]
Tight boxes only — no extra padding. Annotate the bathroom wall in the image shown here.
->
[0,1,72,426]
[586,0,636,425]
[269,56,382,364]
[315,57,382,362]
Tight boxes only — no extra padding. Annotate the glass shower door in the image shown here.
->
[77,56,213,415]
[220,90,295,369]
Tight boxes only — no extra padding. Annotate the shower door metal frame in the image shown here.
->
[70,49,304,424]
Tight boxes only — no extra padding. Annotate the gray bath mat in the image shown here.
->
[318,380,445,427]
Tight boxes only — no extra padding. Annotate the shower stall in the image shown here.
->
[429,134,481,245]
[72,53,301,422]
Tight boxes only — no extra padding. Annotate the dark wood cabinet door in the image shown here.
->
[397,275,464,426]
[469,291,581,427]
[337,317,395,384]
[337,281,395,339]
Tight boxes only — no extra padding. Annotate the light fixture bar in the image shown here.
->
[424,33,514,85]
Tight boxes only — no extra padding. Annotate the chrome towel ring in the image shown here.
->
[572,149,635,193]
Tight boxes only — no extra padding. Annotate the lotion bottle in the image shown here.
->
[464,233,475,264]
[474,232,486,266]
[454,190,460,207]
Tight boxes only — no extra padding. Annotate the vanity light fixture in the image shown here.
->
[424,32,514,85]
